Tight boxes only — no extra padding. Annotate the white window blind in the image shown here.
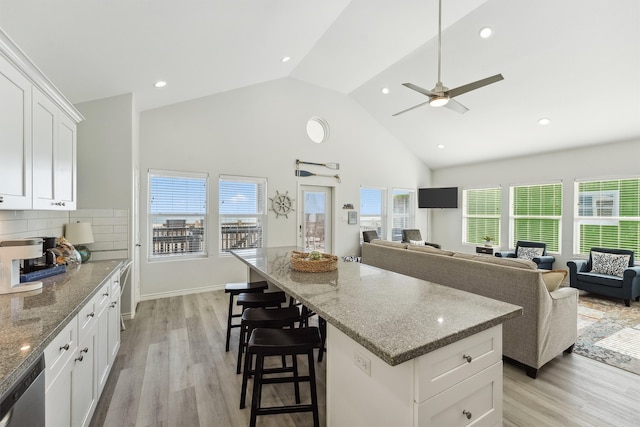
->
[575,177,640,255]
[510,183,562,252]
[360,187,387,240]
[219,175,267,254]
[148,170,208,259]
[391,188,416,241]
[463,187,501,245]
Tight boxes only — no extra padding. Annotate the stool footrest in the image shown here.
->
[256,404,315,416]
[261,375,311,385]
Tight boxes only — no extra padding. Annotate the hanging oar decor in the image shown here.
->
[295,169,341,183]
[296,159,340,170]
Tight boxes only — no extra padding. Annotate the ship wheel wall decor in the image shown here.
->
[269,190,295,218]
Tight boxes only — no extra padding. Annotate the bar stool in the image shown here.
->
[224,281,269,352]
[239,306,302,407]
[245,327,321,427]
[235,291,287,373]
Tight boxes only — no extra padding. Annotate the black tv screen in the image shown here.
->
[418,187,458,208]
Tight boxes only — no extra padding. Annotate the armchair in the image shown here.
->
[495,240,555,270]
[362,230,379,243]
[567,247,640,307]
[400,229,441,249]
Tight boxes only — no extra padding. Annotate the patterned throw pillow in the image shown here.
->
[517,246,544,261]
[590,251,630,277]
[409,239,425,246]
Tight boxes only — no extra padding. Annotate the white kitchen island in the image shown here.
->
[231,247,522,427]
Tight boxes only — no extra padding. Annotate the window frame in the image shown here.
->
[509,181,562,253]
[462,186,501,246]
[148,169,209,261]
[391,188,416,242]
[359,186,387,241]
[218,174,268,256]
[574,176,640,256]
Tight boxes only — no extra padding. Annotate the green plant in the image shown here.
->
[482,235,493,242]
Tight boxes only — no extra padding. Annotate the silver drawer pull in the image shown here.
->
[75,354,84,362]
[463,354,473,363]
[81,347,88,353]
[110,301,117,308]
[59,343,70,351]
[103,292,110,296]
[462,410,472,420]
[87,312,95,318]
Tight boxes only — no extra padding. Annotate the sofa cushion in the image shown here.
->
[370,240,408,250]
[517,246,545,261]
[577,271,623,288]
[409,239,425,246]
[591,251,630,277]
[541,270,567,292]
[407,244,455,256]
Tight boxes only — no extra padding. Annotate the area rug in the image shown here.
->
[575,292,640,375]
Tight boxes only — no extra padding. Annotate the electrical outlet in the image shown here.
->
[354,351,371,376]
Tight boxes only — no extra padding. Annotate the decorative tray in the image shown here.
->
[290,251,338,273]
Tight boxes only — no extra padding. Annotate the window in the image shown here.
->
[463,187,501,245]
[510,182,562,252]
[360,187,387,240]
[391,188,416,241]
[219,175,267,254]
[148,170,208,259]
[575,177,640,255]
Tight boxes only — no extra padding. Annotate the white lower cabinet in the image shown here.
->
[44,268,122,427]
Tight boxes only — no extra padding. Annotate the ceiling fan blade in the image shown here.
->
[446,74,504,98]
[392,100,431,116]
[443,98,469,114]
[402,83,434,97]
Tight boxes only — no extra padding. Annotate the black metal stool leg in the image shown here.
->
[250,354,265,427]
[225,293,235,352]
[308,350,320,427]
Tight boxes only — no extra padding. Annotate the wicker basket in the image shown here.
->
[290,251,338,273]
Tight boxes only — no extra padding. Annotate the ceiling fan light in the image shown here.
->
[429,96,450,107]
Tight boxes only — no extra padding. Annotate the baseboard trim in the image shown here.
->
[140,283,226,301]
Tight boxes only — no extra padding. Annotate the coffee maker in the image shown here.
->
[0,239,44,294]
[22,237,57,273]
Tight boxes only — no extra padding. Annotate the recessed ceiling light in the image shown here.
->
[538,118,551,125]
[381,87,389,94]
[479,27,492,38]
[154,81,167,88]
[281,56,291,63]
[437,144,445,149]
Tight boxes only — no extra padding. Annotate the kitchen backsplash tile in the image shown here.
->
[0,209,129,261]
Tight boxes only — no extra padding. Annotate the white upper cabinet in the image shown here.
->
[32,88,77,209]
[0,54,32,209]
[0,27,83,210]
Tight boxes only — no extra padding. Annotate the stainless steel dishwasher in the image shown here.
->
[0,355,45,427]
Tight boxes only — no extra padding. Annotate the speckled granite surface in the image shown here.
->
[0,259,125,396]
[231,247,522,366]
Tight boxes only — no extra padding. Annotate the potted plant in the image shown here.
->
[482,235,493,247]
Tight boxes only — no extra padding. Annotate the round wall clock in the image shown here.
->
[269,190,295,218]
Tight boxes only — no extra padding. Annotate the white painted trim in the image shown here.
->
[139,283,225,301]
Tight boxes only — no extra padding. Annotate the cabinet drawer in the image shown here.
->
[77,294,99,340]
[95,281,111,314]
[415,362,502,427]
[415,326,501,403]
[44,317,77,389]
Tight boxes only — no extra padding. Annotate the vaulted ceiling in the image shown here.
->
[1,0,638,169]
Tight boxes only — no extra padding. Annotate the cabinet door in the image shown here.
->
[46,353,73,427]
[108,279,121,364]
[96,285,111,395]
[72,327,98,427]
[32,87,77,210]
[0,54,32,209]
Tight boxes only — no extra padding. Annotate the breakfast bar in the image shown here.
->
[232,246,522,426]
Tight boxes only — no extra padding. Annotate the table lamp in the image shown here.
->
[65,222,95,263]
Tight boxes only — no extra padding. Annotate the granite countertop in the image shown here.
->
[0,259,125,396]
[232,246,522,366]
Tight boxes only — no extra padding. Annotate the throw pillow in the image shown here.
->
[409,239,425,246]
[407,244,455,256]
[541,270,567,292]
[590,251,630,277]
[517,246,545,261]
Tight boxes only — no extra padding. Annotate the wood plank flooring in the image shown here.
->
[90,291,640,427]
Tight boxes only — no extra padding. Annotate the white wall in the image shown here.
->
[139,77,431,297]
[431,138,640,268]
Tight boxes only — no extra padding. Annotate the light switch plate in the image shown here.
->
[354,351,371,376]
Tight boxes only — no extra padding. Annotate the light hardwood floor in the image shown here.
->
[90,291,640,427]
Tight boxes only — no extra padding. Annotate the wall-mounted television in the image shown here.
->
[418,187,458,208]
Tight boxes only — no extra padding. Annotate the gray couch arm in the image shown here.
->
[567,259,588,287]
[623,266,640,289]
[495,250,516,258]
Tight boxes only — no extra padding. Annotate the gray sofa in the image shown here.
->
[361,240,578,378]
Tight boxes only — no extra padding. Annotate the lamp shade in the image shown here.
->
[64,222,95,245]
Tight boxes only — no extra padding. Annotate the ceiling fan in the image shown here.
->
[393,0,504,116]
